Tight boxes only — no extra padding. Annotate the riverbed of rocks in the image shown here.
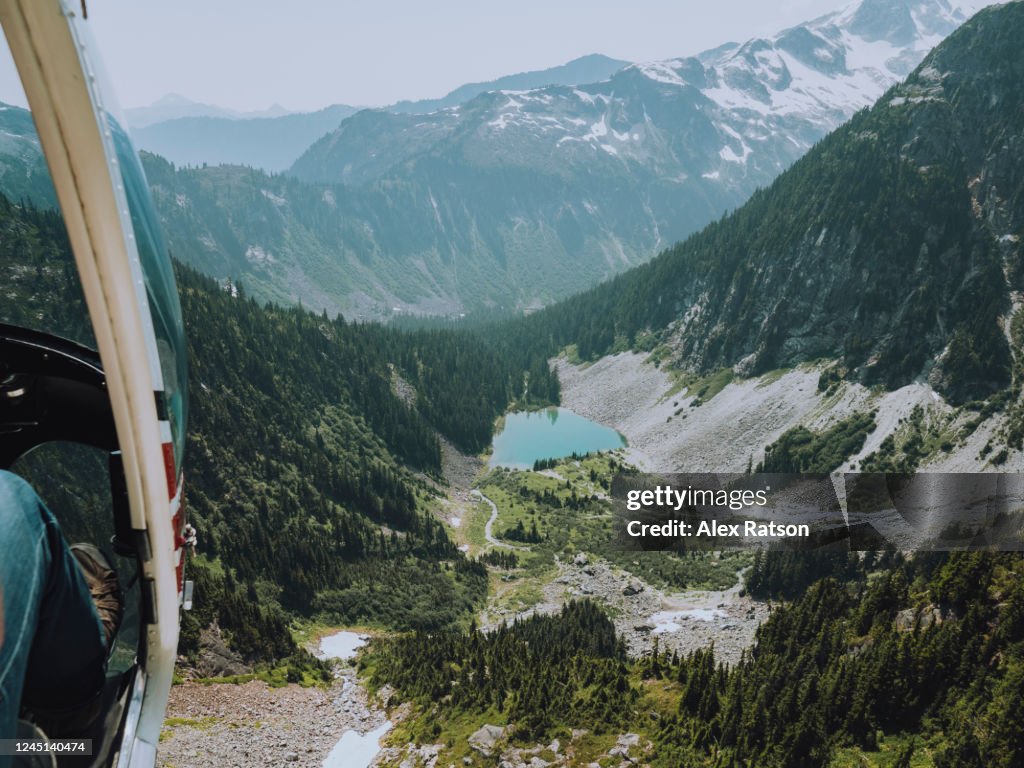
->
[157,660,388,768]
[480,556,769,666]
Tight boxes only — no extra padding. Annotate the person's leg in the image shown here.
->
[0,470,106,745]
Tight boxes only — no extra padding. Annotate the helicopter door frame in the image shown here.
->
[0,1,181,763]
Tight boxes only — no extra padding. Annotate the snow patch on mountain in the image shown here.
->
[457,0,982,186]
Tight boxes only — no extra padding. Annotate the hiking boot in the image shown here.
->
[70,543,124,650]
[20,546,123,737]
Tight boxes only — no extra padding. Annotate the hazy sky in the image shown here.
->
[76,0,856,113]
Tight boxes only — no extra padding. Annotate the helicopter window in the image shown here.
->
[0,41,94,349]
[1,19,184,762]
[1,37,187,474]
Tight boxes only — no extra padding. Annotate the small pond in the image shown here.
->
[489,407,626,470]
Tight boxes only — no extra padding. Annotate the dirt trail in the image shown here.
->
[472,489,531,551]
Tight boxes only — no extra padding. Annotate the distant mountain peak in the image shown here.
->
[126,95,301,129]
[534,0,1024,407]
[847,0,922,43]
[387,53,631,115]
[630,0,981,116]
[128,102,359,172]
[150,92,198,107]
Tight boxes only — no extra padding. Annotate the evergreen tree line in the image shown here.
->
[367,600,636,742]
[756,413,876,474]
[477,551,519,570]
[744,550,869,601]
[532,451,599,472]
[371,552,1023,767]
[500,519,543,544]
[646,552,1024,767]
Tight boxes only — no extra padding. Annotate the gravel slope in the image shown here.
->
[554,352,1020,474]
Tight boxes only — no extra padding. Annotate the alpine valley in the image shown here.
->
[372,8,1024,765]
[157,2,1024,764]
[0,0,1022,767]
[504,0,1024,478]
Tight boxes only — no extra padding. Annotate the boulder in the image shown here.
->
[468,724,506,756]
[895,604,951,632]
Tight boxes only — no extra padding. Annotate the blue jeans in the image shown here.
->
[0,470,106,752]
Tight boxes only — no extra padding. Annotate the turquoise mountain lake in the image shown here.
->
[489,407,627,469]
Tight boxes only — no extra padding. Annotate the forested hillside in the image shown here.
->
[370,552,1024,767]
[503,1,1023,409]
[174,257,556,649]
[0,104,57,209]
[0,193,547,666]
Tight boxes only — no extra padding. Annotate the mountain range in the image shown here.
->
[129,103,360,174]
[146,0,986,318]
[125,93,297,128]
[126,55,628,174]
[387,53,630,114]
